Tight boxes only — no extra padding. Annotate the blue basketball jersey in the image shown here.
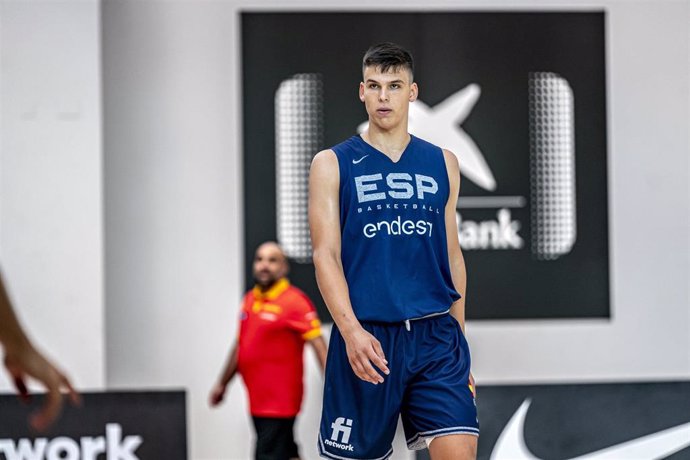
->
[332,134,460,322]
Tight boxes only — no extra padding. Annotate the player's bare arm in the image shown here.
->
[443,149,476,395]
[209,338,239,407]
[308,335,328,372]
[443,149,467,331]
[309,149,389,384]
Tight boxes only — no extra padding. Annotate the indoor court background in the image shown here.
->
[0,1,688,459]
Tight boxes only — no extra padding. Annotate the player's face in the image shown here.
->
[359,66,418,131]
[253,244,288,288]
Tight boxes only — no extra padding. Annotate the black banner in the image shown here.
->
[417,381,690,459]
[242,12,609,320]
[0,391,187,459]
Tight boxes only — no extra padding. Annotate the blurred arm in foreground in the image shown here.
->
[0,268,81,431]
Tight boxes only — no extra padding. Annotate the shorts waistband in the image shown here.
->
[360,309,451,327]
[407,309,451,322]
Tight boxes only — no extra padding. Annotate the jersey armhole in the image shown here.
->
[439,147,454,205]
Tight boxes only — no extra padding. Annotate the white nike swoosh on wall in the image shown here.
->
[491,399,690,460]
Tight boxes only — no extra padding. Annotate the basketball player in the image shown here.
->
[0,269,81,431]
[309,42,478,459]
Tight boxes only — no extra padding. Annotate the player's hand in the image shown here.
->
[3,343,81,431]
[342,326,389,385]
[209,382,227,407]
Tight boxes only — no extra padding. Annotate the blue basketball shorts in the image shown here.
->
[318,313,479,459]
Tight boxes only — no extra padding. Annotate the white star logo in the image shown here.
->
[359,84,496,191]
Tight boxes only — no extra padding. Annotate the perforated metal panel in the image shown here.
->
[275,74,323,263]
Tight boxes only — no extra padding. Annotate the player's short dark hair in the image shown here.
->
[362,42,414,80]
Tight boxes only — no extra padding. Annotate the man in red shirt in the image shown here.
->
[210,241,327,460]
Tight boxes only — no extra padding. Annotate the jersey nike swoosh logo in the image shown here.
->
[352,155,369,164]
[491,399,690,460]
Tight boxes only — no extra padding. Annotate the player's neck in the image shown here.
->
[361,125,411,159]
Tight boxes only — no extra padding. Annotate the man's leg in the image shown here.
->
[428,434,477,460]
[287,417,300,460]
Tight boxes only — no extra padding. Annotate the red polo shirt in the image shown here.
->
[237,278,322,417]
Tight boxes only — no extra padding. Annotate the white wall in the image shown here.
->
[101,2,246,459]
[0,0,104,390]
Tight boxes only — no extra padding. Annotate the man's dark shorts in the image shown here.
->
[252,416,299,460]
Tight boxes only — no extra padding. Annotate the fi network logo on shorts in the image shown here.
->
[324,417,354,452]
